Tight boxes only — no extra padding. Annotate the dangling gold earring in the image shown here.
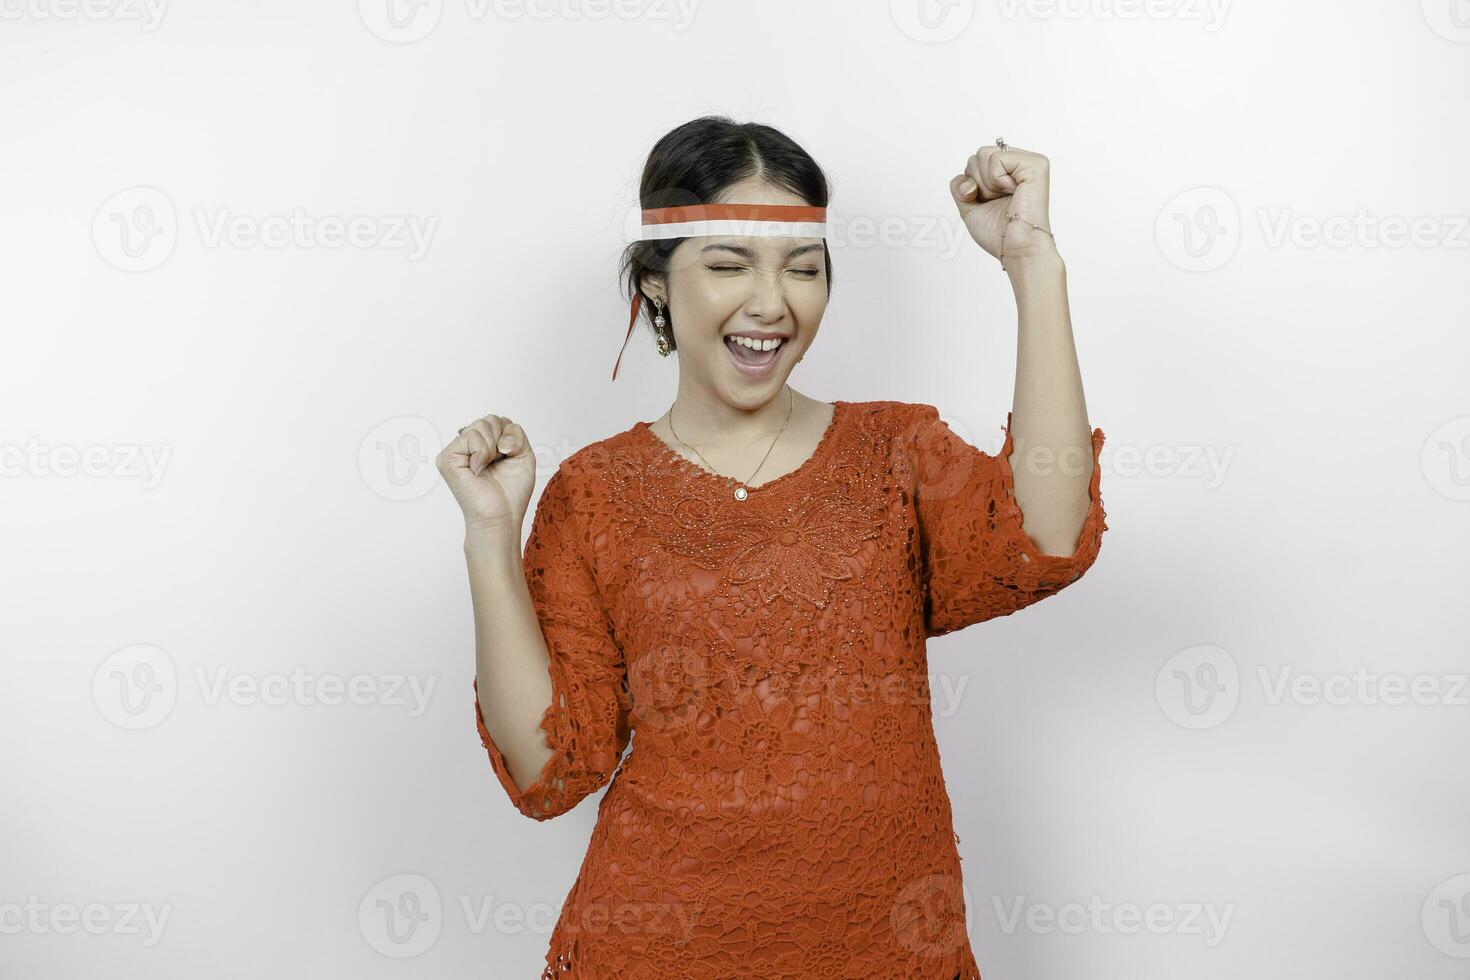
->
[653,299,672,357]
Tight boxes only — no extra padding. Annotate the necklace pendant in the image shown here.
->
[734,485,749,501]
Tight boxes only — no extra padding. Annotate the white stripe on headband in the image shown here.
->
[638,204,828,241]
[639,219,828,240]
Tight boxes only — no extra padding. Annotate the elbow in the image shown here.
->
[494,763,586,822]
[492,738,622,822]
[511,792,578,822]
[1022,513,1090,558]
[1029,534,1084,559]
[473,679,630,823]
[509,768,615,822]
[1021,484,1104,559]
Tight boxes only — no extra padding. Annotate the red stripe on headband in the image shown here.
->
[641,203,827,225]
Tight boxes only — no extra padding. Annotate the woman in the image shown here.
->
[437,116,1106,979]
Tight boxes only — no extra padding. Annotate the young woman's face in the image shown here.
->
[655,178,828,406]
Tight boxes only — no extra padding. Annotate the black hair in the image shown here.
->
[618,115,834,357]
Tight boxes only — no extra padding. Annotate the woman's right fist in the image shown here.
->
[436,413,536,535]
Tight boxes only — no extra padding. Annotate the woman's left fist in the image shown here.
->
[949,143,1055,265]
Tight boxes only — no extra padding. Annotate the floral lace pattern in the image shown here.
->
[473,400,1108,978]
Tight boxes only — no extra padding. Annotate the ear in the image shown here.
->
[638,271,667,306]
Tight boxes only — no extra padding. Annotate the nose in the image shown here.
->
[741,269,790,322]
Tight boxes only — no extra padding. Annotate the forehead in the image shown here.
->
[692,236,826,256]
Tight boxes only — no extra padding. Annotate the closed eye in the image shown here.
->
[707,265,821,277]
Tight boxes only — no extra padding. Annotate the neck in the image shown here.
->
[666,384,798,448]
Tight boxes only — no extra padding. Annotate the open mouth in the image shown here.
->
[723,334,787,374]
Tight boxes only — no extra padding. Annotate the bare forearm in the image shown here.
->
[463,530,555,791]
[1005,245,1096,556]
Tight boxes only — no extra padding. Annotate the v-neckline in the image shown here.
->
[634,400,848,495]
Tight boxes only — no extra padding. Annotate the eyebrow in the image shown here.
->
[699,242,826,260]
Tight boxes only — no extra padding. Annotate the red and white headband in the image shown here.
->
[636,203,828,241]
[612,203,828,380]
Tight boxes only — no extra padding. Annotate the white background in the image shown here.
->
[3,0,1469,976]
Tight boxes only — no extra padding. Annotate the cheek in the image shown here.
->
[678,278,746,326]
[790,282,829,323]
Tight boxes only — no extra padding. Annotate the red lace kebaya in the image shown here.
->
[473,399,1108,978]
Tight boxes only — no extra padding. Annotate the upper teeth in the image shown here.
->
[729,336,784,351]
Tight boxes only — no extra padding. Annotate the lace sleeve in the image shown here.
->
[473,466,631,820]
[908,403,1107,637]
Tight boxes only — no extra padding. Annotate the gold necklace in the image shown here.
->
[666,386,794,501]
